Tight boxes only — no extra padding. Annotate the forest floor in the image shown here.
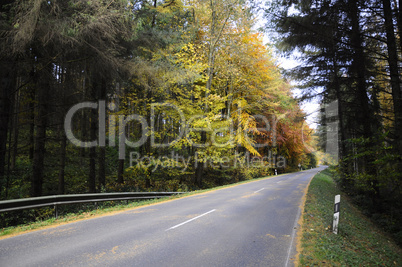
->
[298,169,402,266]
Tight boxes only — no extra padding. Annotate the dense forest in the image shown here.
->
[0,0,317,201]
[266,0,402,242]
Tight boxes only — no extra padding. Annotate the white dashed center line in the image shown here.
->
[254,188,265,194]
[166,209,216,231]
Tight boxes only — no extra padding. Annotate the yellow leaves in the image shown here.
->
[175,43,207,70]
[120,0,309,166]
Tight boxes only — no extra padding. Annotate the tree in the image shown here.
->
[265,0,402,208]
[0,0,314,201]
[2,0,135,196]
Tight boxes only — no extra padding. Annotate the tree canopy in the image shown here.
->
[0,0,315,203]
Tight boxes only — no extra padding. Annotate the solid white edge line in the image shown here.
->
[285,206,301,267]
[284,171,318,267]
[253,188,265,194]
[166,209,216,231]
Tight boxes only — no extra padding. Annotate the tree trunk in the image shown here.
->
[398,0,402,53]
[349,0,372,138]
[98,79,107,190]
[58,132,67,195]
[28,86,35,161]
[151,0,157,27]
[0,63,13,181]
[0,3,14,187]
[98,146,106,190]
[383,0,402,157]
[11,86,20,170]
[145,93,152,188]
[333,58,349,176]
[88,91,97,193]
[348,0,380,201]
[117,159,124,184]
[89,113,97,193]
[31,64,51,197]
[81,62,90,158]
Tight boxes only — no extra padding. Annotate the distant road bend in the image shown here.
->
[0,166,326,267]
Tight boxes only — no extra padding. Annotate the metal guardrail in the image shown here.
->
[0,192,186,218]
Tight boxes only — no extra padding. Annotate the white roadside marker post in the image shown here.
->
[275,169,277,176]
[333,194,340,234]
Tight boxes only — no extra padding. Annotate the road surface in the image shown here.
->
[0,166,326,266]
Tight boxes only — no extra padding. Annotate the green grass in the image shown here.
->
[299,169,402,266]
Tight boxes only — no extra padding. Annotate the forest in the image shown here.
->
[0,0,317,202]
[266,0,402,243]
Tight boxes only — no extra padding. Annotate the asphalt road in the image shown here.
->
[0,166,326,267]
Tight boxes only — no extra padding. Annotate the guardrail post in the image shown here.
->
[54,204,58,219]
[333,194,340,234]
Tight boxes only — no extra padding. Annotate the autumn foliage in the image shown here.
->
[0,0,316,200]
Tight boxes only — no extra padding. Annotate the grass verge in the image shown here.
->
[299,168,402,266]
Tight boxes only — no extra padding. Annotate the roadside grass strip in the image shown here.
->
[299,169,402,266]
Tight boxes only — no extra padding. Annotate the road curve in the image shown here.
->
[0,166,326,266]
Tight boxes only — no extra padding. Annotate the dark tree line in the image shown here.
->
[266,0,402,241]
[0,0,152,197]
